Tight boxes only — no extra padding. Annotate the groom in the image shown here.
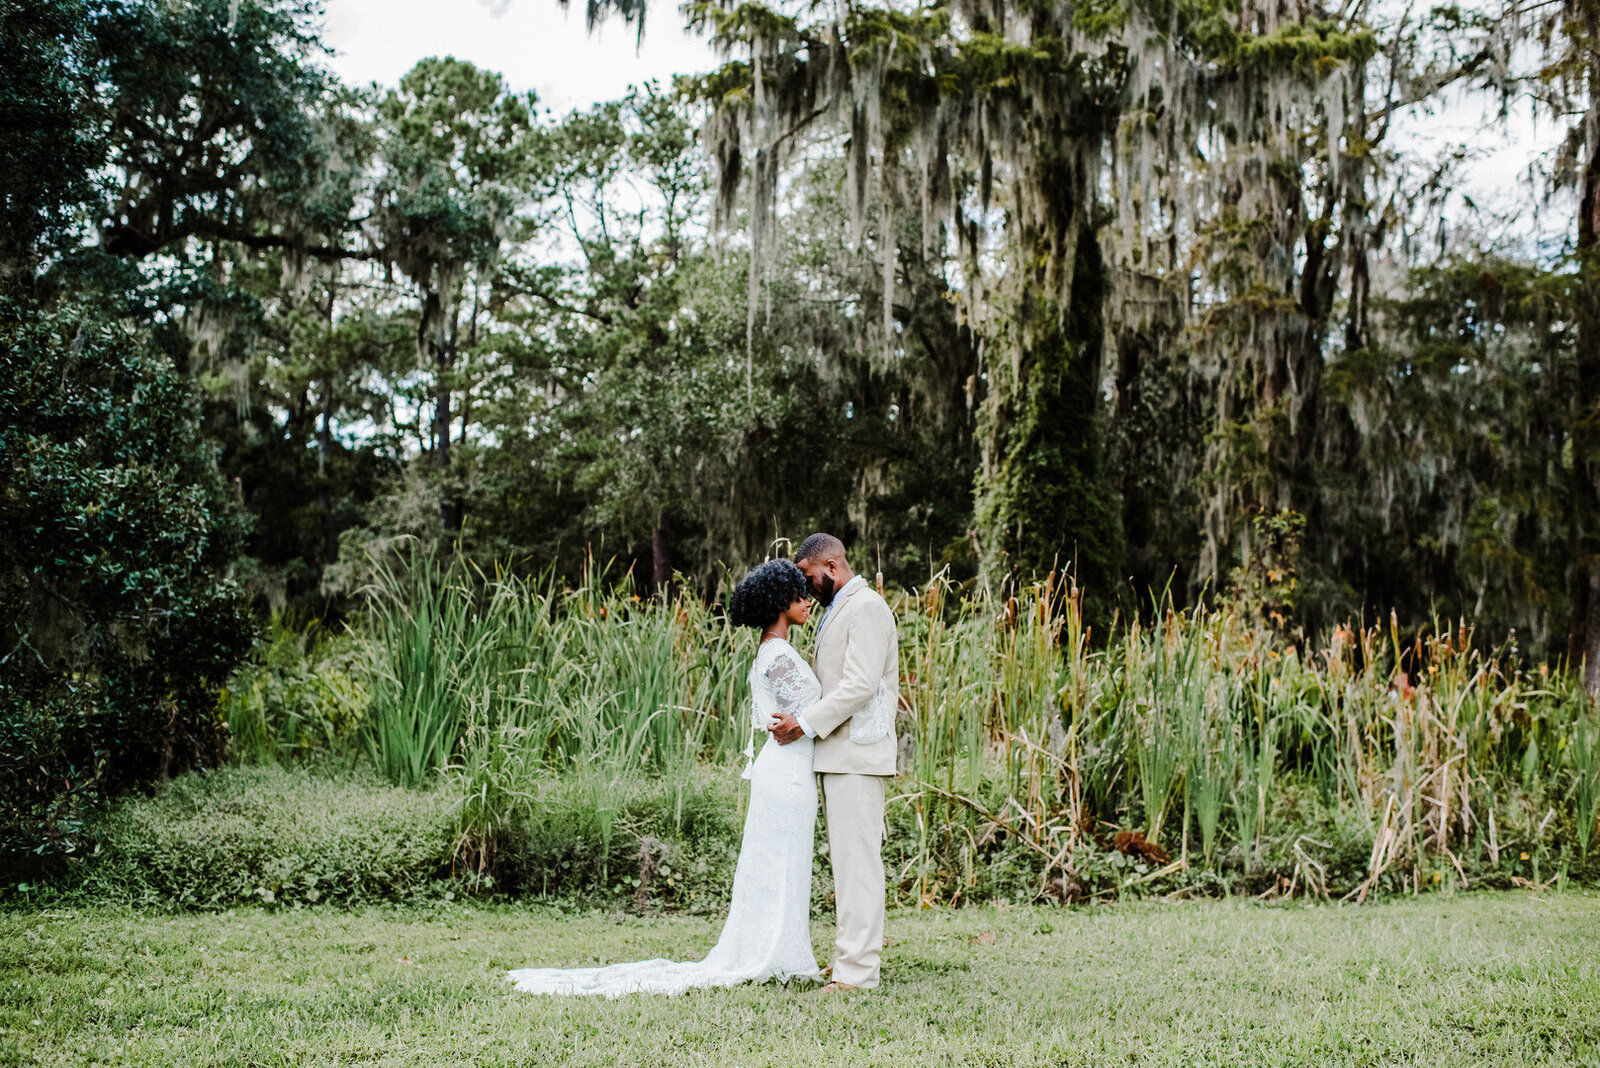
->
[770,533,899,993]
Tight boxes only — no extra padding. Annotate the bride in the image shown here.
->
[508,559,823,996]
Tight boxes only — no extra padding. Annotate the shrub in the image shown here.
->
[35,763,765,911]
[222,615,368,765]
[0,681,104,867]
[1,299,255,871]
[68,765,462,908]
[491,769,748,906]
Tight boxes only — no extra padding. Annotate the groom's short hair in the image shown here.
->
[794,532,845,563]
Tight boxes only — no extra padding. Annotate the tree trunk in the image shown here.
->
[318,380,338,565]
[652,516,673,595]
[433,376,456,530]
[1585,570,1600,693]
[318,275,339,565]
[423,290,461,532]
[1570,4,1600,691]
[975,215,1122,595]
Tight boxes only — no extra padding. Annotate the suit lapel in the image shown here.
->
[818,578,863,642]
[814,578,863,679]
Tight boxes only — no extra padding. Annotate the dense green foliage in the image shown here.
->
[52,763,749,909]
[0,0,330,866]
[0,304,254,866]
[74,765,460,908]
[0,0,102,276]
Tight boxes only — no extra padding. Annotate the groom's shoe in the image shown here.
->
[819,981,859,995]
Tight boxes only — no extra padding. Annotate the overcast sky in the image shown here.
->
[320,0,720,112]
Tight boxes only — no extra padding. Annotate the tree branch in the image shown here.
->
[101,218,379,262]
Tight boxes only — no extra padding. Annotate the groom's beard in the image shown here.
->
[810,574,837,606]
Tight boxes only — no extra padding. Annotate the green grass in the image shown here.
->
[3,893,1597,1066]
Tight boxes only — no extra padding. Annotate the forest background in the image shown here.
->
[6,0,1600,905]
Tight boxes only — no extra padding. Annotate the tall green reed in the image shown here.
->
[363,552,488,786]
[303,547,1600,903]
[1569,708,1600,855]
[892,579,1597,902]
[356,550,757,877]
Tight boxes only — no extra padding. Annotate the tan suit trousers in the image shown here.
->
[822,772,886,989]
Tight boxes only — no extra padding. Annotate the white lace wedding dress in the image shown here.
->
[507,637,822,996]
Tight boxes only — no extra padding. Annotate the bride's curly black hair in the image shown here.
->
[727,559,810,629]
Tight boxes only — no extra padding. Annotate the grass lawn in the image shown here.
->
[2,891,1597,1067]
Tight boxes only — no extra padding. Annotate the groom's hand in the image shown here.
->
[769,713,805,745]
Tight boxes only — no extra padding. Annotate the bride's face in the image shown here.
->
[782,596,812,627]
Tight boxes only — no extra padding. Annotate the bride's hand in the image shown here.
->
[769,713,805,745]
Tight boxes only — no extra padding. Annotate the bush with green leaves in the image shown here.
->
[0,300,255,870]
[70,765,460,908]
[489,768,749,906]
[222,615,368,765]
[39,764,754,910]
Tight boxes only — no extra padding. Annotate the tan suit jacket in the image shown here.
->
[804,577,899,776]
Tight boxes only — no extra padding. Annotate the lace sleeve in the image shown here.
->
[765,653,814,719]
[750,677,770,731]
